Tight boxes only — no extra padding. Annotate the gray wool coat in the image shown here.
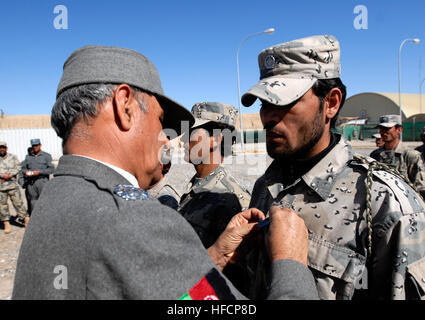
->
[12,155,317,300]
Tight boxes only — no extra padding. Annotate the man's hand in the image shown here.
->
[1,173,12,180]
[266,206,309,266]
[207,208,265,271]
[25,170,40,177]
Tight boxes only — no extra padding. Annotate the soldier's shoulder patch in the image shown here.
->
[178,268,236,300]
[113,184,149,201]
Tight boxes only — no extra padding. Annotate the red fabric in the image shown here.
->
[188,276,219,300]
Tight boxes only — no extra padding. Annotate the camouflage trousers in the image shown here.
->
[0,187,28,222]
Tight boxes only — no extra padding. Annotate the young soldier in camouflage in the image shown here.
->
[179,102,251,248]
[241,35,425,300]
[370,115,425,199]
[0,142,29,233]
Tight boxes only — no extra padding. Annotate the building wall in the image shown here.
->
[0,128,63,161]
[378,93,425,118]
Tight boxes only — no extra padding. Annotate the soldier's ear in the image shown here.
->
[324,88,342,121]
[113,84,137,131]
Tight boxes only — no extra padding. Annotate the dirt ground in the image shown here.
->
[0,188,27,300]
[0,141,420,300]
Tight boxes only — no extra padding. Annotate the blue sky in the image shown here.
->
[0,0,424,116]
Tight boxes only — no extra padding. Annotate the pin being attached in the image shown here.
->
[258,218,270,228]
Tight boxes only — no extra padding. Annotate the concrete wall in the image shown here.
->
[0,128,62,161]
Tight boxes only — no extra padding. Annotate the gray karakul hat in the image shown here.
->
[378,114,401,128]
[242,35,341,107]
[56,45,194,134]
[191,102,238,130]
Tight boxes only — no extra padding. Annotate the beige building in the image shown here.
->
[0,115,52,129]
[339,92,425,124]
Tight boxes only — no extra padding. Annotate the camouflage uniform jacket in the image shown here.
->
[249,135,425,300]
[415,144,425,162]
[178,165,251,248]
[0,153,21,191]
[370,142,425,198]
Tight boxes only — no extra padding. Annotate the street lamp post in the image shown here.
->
[236,28,275,152]
[398,38,420,140]
[420,77,425,114]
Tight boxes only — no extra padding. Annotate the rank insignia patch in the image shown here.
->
[113,184,149,201]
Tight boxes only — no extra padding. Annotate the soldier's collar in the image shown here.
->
[190,165,226,194]
[265,135,353,200]
[393,141,407,154]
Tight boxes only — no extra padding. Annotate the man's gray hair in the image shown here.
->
[51,83,148,143]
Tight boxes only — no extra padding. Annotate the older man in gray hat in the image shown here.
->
[179,102,251,247]
[21,138,55,214]
[13,45,317,300]
[370,115,425,199]
[241,35,425,300]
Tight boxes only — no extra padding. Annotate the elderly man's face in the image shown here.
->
[134,94,169,189]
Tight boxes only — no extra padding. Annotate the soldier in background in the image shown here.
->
[241,35,425,299]
[415,126,425,161]
[372,133,384,148]
[179,102,251,248]
[21,139,55,214]
[0,141,29,234]
[370,115,425,199]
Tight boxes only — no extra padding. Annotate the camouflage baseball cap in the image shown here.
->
[191,102,238,130]
[242,35,341,107]
[378,115,401,128]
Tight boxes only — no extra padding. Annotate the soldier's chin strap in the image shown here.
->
[351,155,418,257]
